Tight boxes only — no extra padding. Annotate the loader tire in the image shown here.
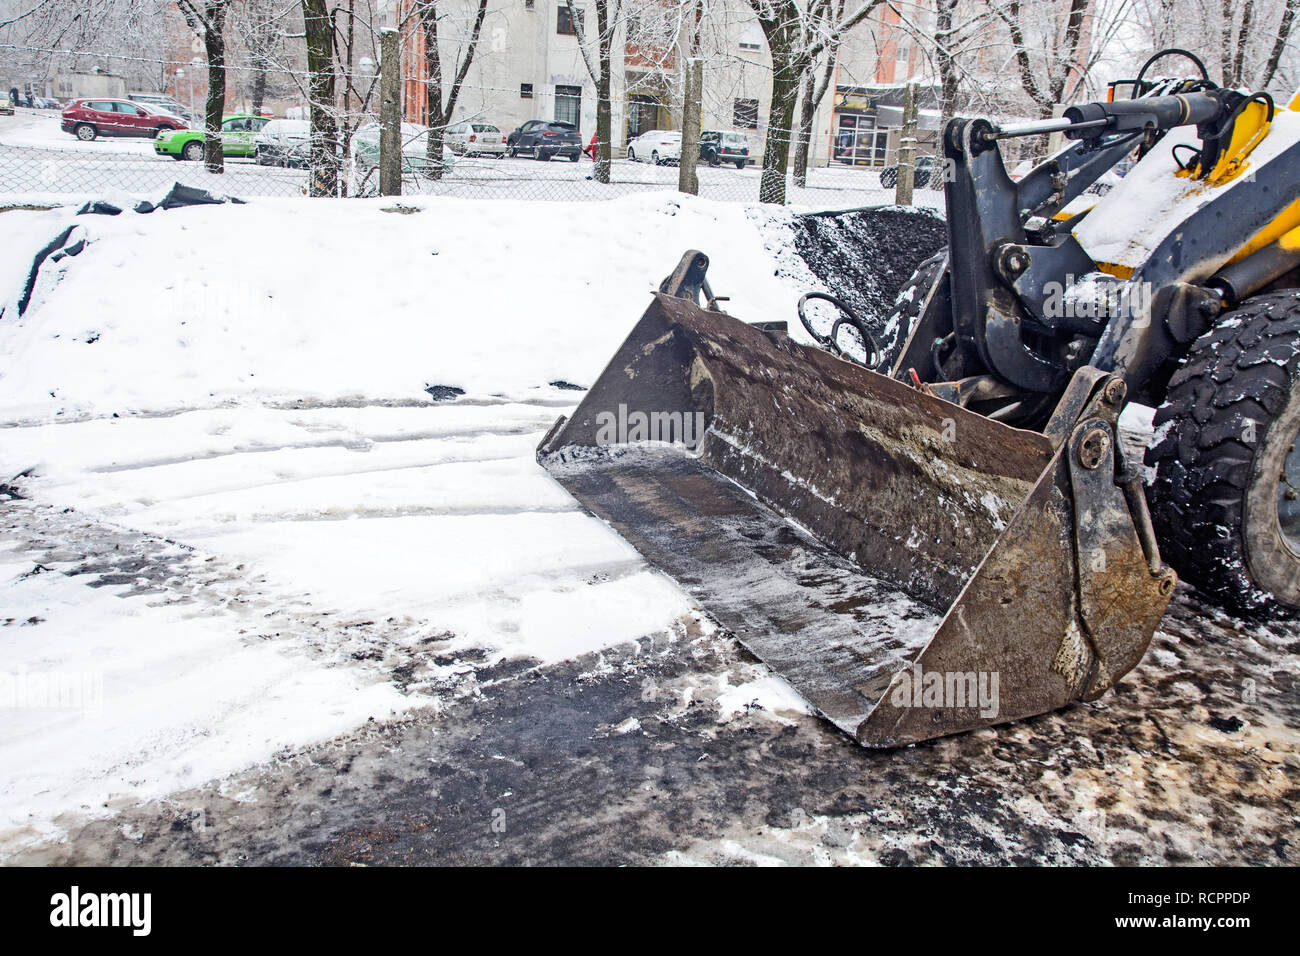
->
[1146,290,1300,615]
[878,247,949,373]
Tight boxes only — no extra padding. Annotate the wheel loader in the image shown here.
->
[538,50,1300,747]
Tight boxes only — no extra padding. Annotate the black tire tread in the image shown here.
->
[1146,289,1300,614]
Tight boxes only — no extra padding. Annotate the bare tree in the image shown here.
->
[679,0,704,193]
[176,0,229,174]
[791,0,842,189]
[565,0,625,184]
[1261,0,1300,88]
[1115,0,1297,91]
[0,0,176,99]
[409,0,489,179]
[746,0,884,204]
[230,0,292,113]
[993,0,1090,119]
[300,0,338,194]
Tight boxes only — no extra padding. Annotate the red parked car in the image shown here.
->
[60,99,188,142]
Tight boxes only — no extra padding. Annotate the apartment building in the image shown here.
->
[394,0,934,168]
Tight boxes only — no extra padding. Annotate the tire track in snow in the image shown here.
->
[0,498,513,696]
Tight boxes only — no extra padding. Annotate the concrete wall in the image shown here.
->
[50,71,128,101]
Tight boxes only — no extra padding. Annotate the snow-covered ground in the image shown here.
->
[2,185,1295,868]
[0,189,829,850]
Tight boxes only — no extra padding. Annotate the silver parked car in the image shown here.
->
[445,121,507,157]
[254,119,311,167]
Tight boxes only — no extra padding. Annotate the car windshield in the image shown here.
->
[355,122,426,145]
[401,123,429,146]
[472,124,497,132]
[547,123,575,131]
[720,133,746,144]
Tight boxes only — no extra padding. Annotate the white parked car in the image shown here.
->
[254,119,311,167]
[127,92,198,125]
[353,123,456,176]
[626,129,681,165]
[445,121,507,157]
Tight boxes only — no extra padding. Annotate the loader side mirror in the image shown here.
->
[1107,81,1137,102]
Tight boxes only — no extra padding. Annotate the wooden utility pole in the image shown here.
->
[895,81,918,206]
[678,1,703,195]
[379,28,401,196]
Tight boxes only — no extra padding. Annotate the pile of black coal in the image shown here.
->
[790,206,946,336]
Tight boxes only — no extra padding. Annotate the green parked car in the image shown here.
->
[154,114,271,162]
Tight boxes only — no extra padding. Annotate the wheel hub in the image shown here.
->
[1279,426,1300,555]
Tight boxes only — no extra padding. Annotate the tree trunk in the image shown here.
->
[1233,1,1254,87]
[590,0,613,185]
[419,0,488,182]
[202,22,226,174]
[1261,0,1299,88]
[936,0,959,130]
[792,68,817,189]
[250,66,268,114]
[427,124,447,180]
[678,56,702,194]
[301,0,338,197]
[594,63,612,184]
[760,58,800,205]
[421,3,444,179]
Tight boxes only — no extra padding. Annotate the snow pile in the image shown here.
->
[0,193,805,420]
[714,669,812,725]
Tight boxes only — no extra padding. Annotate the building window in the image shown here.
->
[557,5,583,35]
[739,41,761,52]
[555,84,581,128]
[520,83,533,98]
[627,93,660,139]
[525,0,534,7]
[734,98,759,129]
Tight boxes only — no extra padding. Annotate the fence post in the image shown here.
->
[379,28,401,197]
[895,81,919,207]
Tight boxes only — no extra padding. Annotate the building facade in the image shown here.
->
[393,0,938,168]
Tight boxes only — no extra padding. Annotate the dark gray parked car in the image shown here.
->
[879,154,941,188]
[507,120,582,161]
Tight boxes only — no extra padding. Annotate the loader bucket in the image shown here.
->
[538,268,1176,747]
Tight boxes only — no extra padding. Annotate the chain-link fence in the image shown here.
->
[0,101,949,209]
